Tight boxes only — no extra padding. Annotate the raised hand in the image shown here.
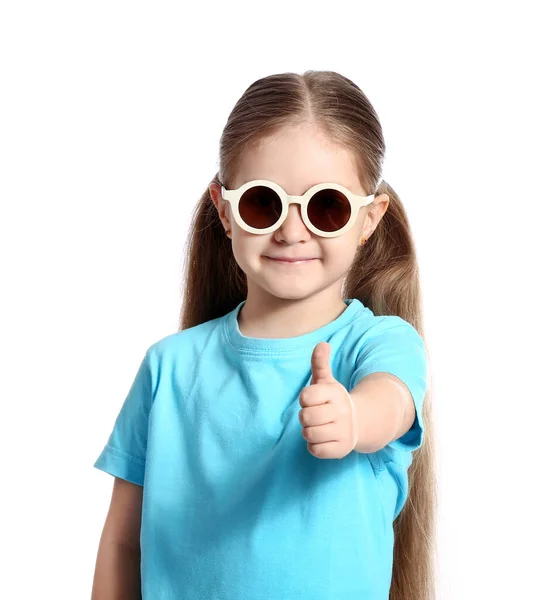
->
[298,341,359,459]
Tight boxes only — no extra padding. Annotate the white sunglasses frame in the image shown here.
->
[220,179,379,238]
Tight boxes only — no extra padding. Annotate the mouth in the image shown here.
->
[264,257,318,265]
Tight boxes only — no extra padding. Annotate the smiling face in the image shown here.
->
[209,122,389,304]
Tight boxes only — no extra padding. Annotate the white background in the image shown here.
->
[1,1,532,598]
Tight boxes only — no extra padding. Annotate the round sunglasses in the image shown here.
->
[220,180,380,238]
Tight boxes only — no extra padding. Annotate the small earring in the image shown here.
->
[360,237,367,245]
[225,229,232,238]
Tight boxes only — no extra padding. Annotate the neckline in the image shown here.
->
[224,298,364,355]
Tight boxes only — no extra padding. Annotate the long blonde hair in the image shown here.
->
[179,70,438,600]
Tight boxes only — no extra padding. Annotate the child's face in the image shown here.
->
[210,122,389,302]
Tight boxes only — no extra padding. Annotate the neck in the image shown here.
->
[238,287,348,339]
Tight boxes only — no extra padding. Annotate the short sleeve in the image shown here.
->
[93,350,154,486]
[349,318,428,453]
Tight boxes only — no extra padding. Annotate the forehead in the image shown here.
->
[232,124,365,195]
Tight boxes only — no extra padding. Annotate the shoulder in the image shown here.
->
[347,298,419,340]
[143,311,228,367]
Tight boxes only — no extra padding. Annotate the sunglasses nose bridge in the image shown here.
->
[283,195,307,219]
[284,195,307,215]
[285,194,305,204]
[277,197,309,235]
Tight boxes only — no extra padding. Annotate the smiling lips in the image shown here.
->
[265,256,318,264]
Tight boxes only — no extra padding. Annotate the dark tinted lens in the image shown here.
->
[308,189,351,232]
[239,186,283,229]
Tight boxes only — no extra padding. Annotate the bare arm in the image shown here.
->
[91,541,141,599]
[91,477,143,599]
[349,372,416,453]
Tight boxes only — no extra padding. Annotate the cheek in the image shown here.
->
[231,233,266,272]
[322,236,360,269]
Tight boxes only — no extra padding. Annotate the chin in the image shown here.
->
[261,279,322,302]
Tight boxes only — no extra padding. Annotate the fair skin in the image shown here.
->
[209,122,416,457]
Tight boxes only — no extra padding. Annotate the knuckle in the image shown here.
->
[313,445,324,458]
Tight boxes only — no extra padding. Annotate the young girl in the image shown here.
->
[92,70,437,600]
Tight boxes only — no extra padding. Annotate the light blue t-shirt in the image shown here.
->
[94,298,428,600]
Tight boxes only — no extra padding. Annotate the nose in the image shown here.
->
[274,204,311,243]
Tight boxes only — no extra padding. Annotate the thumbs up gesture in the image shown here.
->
[299,341,359,459]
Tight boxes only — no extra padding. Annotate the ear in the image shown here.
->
[361,193,389,240]
[209,183,232,232]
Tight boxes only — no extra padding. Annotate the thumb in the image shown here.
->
[310,342,336,385]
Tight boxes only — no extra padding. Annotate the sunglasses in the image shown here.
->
[220,179,379,238]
